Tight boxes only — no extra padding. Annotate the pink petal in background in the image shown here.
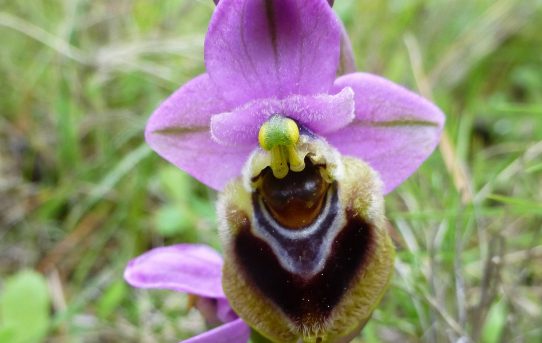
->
[124,244,226,298]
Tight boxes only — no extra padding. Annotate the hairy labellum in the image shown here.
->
[218,135,395,343]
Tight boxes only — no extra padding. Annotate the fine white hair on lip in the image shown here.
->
[241,148,262,192]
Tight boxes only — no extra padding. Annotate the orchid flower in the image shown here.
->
[126,0,444,342]
[124,244,251,343]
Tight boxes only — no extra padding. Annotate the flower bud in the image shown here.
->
[218,135,395,343]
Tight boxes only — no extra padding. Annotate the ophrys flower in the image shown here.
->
[133,0,445,342]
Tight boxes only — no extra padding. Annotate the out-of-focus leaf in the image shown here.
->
[361,321,380,343]
[488,194,542,215]
[0,270,50,343]
[481,300,507,343]
[96,281,128,320]
[191,198,216,221]
[0,327,15,342]
[159,166,193,202]
[154,204,195,237]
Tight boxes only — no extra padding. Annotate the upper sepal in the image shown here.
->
[205,0,341,105]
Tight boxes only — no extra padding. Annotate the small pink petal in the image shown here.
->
[196,297,238,325]
[216,298,238,323]
[205,0,341,105]
[180,318,251,343]
[124,244,226,299]
[210,88,355,147]
[146,74,251,190]
[329,73,445,194]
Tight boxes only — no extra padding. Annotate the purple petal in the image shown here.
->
[195,297,238,325]
[146,74,251,190]
[194,298,223,326]
[124,244,226,298]
[146,74,229,131]
[210,88,355,147]
[205,0,341,105]
[216,298,238,323]
[180,318,251,343]
[329,73,445,194]
[147,129,251,190]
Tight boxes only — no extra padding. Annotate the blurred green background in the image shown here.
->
[1,0,541,342]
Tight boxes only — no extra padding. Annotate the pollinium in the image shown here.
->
[218,117,395,343]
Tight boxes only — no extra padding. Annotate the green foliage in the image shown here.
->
[96,281,127,320]
[0,271,50,343]
[1,0,541,342]
[481,300,507,343]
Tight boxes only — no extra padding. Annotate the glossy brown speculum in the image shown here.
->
[258,158,329,229]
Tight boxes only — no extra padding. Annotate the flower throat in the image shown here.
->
[256,115,332,230]
[257,158,330,230]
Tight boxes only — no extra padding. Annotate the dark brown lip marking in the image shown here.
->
[234,209,376,325]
